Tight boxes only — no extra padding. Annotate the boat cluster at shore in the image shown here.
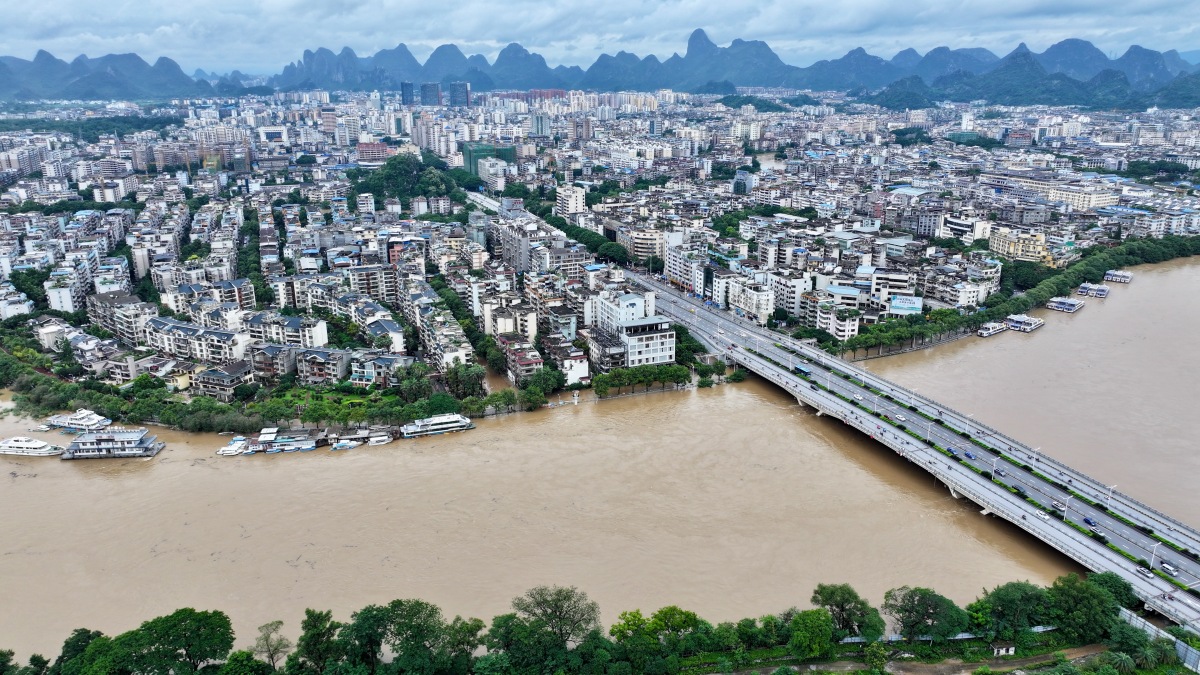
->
[976,269,1132,339]
[216,413,475,457]
[1,409,476,461]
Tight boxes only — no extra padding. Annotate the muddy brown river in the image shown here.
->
[3,258,1196,658]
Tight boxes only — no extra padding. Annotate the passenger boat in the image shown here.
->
[216,437,248,456]
[400,414,475,438]
[1046,297,1085,313]
[45,409,112,432]
[61,428,164,460]
[976,322,1007,338]
[250,428,317,454]
[1104,270,1133,283]
[0,436,65,456]
[1005,314,1045,332]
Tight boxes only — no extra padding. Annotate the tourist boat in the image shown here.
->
[400,414,475,438]
[367,433,393,446]
[1046,297,1085,313]
[976,322,1007,338]
[331,440,360,451]
[1104,270,1133,283]
[45,409,112,432]
[0,436,65,456]
[1004,314,1045,332]
[60,428,164,460]
[250,428,318,454]
[1077,283,1110,298]
[216,437,248,456]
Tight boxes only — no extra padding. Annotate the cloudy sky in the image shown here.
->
[3,0,1198,74]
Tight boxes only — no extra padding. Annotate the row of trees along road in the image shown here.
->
[5,572,1181,675]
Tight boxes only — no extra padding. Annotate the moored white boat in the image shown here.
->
[45,409,112,432]
[400,414,474,438]
[0,437,65,456]
[216,437,248,456]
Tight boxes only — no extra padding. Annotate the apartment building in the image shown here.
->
[587,290,675,372]
[248,343,299,382]
[295,347,351,386]
[86,292,160,346]
[143,317,251,364]
[347,264,399,304]
[727,278,774,324]
[193,360,254,402]
[989,227,1052,264]
[495,333,544,385]
[244,311,329,348]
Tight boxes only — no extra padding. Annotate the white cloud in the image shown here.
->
[0,0,1196,74]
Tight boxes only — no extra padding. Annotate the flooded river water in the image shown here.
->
[3,258,1196,658]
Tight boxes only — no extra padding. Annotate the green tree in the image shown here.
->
[511,585,601,646]
[863,642,889,673]
[49,628,104,675]
[1105,621,1149,655]
[811,583,885,641]
[218,651,272,675]
[1087,572,1139,610]
[517,386,547,411]
[1105,650,1136,674]
[975,581,1050,641]
[252,621,292,671]
[882,586,968,643]
[136,608,235,673]
[645,256,665,273]
[597,242,630,265]
[285,609,343,675]
[1047,573,1118,644]
[787,609,834,660]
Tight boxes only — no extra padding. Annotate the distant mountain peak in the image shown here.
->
[686,29,719,59]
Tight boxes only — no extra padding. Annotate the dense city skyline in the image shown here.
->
[2,0,1199,74]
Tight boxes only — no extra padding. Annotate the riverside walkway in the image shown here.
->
[631,272,1200,633]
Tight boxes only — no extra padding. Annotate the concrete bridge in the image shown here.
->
[631,272,1200,633]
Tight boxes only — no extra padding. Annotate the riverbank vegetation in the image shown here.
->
[826,234,1200,358]
[3,572,1179,675]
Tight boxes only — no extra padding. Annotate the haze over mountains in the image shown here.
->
[2,29,1200,107]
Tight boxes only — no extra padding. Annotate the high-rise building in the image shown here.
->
[462,143,518,176]
[555,185,587,216]
[448,82,471,107]
[400,82,415,105]
[530,114,552,136]
[420,83,442,106]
